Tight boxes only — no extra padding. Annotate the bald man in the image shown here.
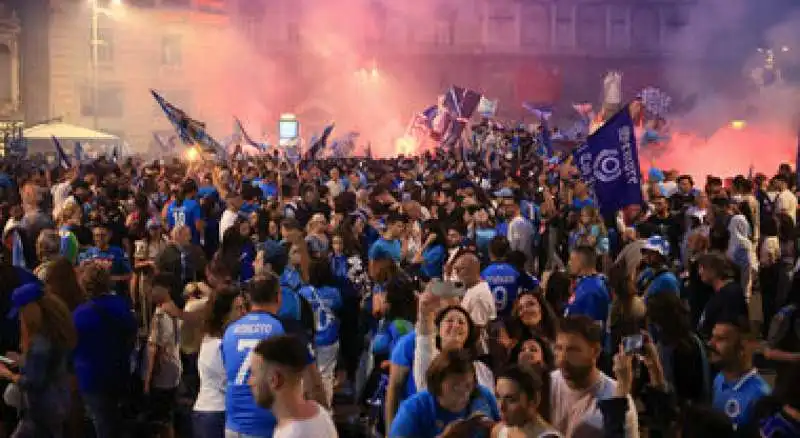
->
[453,253,496,329]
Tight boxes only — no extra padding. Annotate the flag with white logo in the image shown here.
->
[574,105,643,215]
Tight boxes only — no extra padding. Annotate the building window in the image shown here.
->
[161,34,182,67]
[576,4,606,51]
[161,0,191,7]
[239,0,265,17]
[663,5,688,32]
[486,15,515,46]
[631,6,660,51]
[0,44,10,103]
[367,1,387,44]
[196,0,225,14]
[433,20,454,46]
[81,86,125,118]
[126,0,156,7]
[287,23,300,43]
[91,26,114,63]
[520,3,550,48]
[554,5,573,49]
[608,6,629,50]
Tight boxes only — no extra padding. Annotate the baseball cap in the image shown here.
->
[7,283,43,319]
[641,235,670,257]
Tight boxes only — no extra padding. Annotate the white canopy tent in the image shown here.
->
[22,122,121,158]
[23,122,119,141]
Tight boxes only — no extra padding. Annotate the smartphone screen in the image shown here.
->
[622,335,643,354]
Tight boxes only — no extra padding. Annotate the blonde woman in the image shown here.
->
[0,283,77,438]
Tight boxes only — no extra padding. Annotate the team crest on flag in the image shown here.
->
[574,105,643,215]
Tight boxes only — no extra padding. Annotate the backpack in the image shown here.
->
[768,304,800,351]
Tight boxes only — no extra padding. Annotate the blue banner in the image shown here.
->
[150,89,225,157]
[234,117,265,152]
[51,136,71,169]
[574,105,643,215]
[74,142,83,162]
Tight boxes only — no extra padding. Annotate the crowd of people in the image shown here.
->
[0,123,800,438]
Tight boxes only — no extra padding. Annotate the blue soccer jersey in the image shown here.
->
[481,262,539,318]
[221,311,313,436]
[299,285,343,347]
[712,369,771,431]
[166,198,203,243]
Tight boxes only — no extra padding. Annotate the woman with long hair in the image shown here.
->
[413,293,495,394]
[330,230,369,386]
[759,215,781,336]
[0,283,77,438]
[43,256,85,312]
[192,287,246,438]
[33,229,61,281]
[607,263,646,351]
[411,221,447,280]
[507,290,559,344]
[646,292,711,406]
[299,257,343,406]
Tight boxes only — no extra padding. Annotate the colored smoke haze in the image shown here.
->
[645,123,796,180]
[653,1,800,180]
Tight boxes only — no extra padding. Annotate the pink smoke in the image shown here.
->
[644,122,796,179]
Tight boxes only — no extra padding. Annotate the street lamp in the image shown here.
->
[89,0,122,129]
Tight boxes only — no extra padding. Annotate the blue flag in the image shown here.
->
[304,123,335,161]
[574,105,643,215]
[150,89,224,156]
[6,126,25,157]
[523,103,554,156]
[234,117,265,152]
[51,136,71,169]
[74,142,83,162]
[442,86,481,149]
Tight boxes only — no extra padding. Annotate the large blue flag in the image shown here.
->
[150,89,224,156]
[574,105,643,215]
[234,117,266,152]
[442,86,481,148]
[74,142,84,162]
[51,136,71,169]
[304,123,335,161]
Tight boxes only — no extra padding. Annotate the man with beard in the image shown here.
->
[645,195,681,259]
[550,316,639,437]
[435,187,464,226]
[249,335,338,438]
[222,276,327,437]
[708,318,770,434]
[636,235,681,300]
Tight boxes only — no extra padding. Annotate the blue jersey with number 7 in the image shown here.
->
[221,311,314,436]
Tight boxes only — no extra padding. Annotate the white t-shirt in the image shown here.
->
[549,369,639,438]
[51,181,72,219]
[219,209,238,242]
[461,281,497,327]
[273,402,338,438]
[193,336,227,412]
[776,189,797,223]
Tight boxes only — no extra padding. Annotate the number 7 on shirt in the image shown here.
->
[235,339,260,385]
